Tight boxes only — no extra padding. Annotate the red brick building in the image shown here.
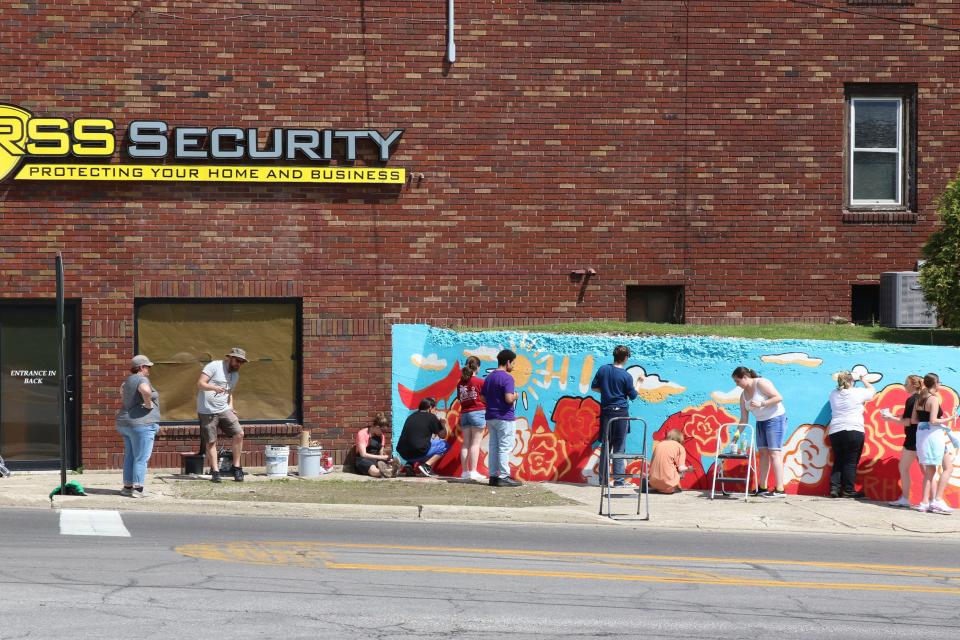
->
[0,1,950,469]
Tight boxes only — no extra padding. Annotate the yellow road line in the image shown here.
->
[281,542,960,575]
[323,561,960,594]
[175,541,960,588]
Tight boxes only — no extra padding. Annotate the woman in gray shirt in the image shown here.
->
[115,355,161,497]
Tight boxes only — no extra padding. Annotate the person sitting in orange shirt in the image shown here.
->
[649,429,692,494]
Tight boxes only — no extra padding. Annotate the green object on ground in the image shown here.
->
[49,480,86,498]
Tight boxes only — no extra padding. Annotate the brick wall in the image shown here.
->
[0,1,954,467]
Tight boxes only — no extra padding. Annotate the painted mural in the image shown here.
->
[392,324,960,506]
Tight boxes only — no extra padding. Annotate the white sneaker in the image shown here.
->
[914,502,930,512]
[461,471,472,480]
[888,496,911,508]
[929,500,954,515]
[469,470,485,482]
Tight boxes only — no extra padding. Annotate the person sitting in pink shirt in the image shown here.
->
[353,412,397,478]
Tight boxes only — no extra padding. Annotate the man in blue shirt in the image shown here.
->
[592,345,643,487]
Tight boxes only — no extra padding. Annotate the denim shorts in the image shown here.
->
[460,410,486,429]
[756,413,787,450]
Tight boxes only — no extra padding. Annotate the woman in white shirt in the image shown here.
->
[733,366,787,498]
[827,371,875,498]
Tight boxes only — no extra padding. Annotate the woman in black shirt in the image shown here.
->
[879,375,922,508]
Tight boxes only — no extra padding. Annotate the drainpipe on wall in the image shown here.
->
[446,0,456,63]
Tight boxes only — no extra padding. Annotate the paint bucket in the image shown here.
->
[264,445,290,477]
[181,454,205,475]
[298,446,323,478]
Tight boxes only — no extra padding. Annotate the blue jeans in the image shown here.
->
[599,406,629,485]
[117,423,158,486]
[487,419,515,479]
[405,438,451,464]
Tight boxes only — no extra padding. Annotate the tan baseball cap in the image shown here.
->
[131,354,154,367]
[225,347,248,362]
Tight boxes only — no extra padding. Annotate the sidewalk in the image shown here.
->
[4,468,960,538]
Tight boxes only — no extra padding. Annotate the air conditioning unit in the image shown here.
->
[879,272,937,328]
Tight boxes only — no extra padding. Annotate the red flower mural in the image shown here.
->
[518,407,572,482]
[396,365,960,501]
[552,396,601,483]
[781,424,832,496]
[553,396,600,446]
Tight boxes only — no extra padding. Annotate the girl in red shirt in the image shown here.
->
[458,363,487,482]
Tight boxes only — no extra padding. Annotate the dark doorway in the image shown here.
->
[0,302,79,470]
[626,286,685,323]
[851,284,881,326]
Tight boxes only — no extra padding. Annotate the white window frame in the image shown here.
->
[849,96,903,207]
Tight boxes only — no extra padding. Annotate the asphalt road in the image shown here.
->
[2,508,959,639]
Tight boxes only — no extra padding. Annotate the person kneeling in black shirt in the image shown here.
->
[396,397,449,477]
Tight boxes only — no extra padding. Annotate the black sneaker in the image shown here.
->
[231,466,245,482]
[210,470,222,483]
[489,477,501,487]
[751,487,767,497]
[499,477,523,487]
[761,490,786,498]
[415,462,434,478]
[829,487,841,498]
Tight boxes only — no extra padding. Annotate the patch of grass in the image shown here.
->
[173,477,577,508]
[479,321,960,346]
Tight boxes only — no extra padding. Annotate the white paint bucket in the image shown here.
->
[264,445,290,477]
[298,446,323,478]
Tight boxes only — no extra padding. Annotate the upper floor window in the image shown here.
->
[845,84,916,215]
[850,97,902,205]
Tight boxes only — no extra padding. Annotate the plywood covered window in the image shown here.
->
[136,300,300,422]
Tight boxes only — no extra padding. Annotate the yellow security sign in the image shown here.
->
[0,102,406,185]
[0,104,31,182]
[14,164,406,184]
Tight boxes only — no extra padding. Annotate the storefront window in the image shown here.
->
[135,300,300,422]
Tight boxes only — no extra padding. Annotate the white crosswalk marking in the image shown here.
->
[59,509,131,537]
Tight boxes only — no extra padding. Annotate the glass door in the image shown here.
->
[0,303,78,470]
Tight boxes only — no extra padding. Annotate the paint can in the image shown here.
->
[264,444,290,477]
[298,446,323,478]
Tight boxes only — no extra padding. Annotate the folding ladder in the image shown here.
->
[709,422,756,500]
[598,416,649,519]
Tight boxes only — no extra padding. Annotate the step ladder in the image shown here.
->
[710,422,757,500]
[598,416,649,520]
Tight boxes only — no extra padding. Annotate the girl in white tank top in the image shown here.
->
[747,380,786,422]
[732,366,787,497]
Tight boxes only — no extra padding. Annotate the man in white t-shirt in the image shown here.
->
[197,347,248,482]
